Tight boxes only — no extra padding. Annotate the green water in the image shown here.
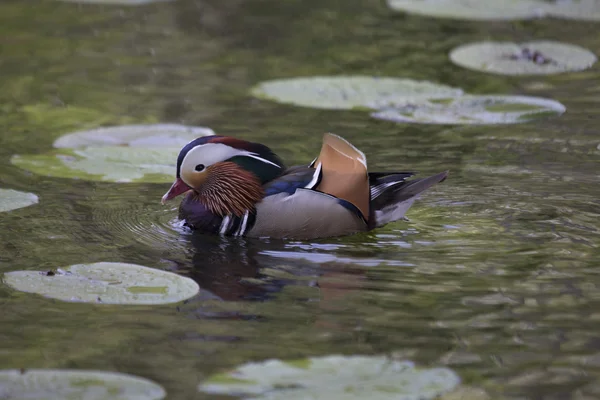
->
[1,0,599,398]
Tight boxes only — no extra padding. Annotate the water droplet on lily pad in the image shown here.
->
[54,124,214,148]
[12,124,214,183]
[0,189,38,213]
[385,0,547,20]
[250,76,463,110]
[2,262,200,305]
[371,95,565,125]
[450,41,597,75]
[0,369,165,400]
[198,355,461,400]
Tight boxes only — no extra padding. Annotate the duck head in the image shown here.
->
[161,136,285,216]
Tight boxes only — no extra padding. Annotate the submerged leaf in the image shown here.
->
[371,95,565,125]
[250,76,463,110]
[0,369,165,400]
[2,262,200,305]
[199,355,460,400]
[450,41,597,75]
[0,189,39,213]
[386,0,546,20]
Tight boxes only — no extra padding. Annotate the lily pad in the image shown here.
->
[385,0,546,20]
[0,369,165,400]
[198,355,460,400]
[0,189,39,213]
[449,41,597,75]
[12,124,214,183]
[370,95,566,125]
[543,0,600,22]
[2,262,200,305]
[12,146,180,183]
[250,76,463,110]
[53,124,214,148]
[58,0,173,4]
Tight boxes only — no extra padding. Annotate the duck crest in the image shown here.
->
[311,133,370,221]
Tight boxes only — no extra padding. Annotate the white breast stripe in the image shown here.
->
[305,162,322,189]
[236,211,250,236]
[219,215,231,235]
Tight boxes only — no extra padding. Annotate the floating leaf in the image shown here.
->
[385,0,546,20]
[57,0,173,4]
[54,124,214,148]
[449,41,597,75]
[198,355,460,400]
[386,0,600,21]
[0,189,39,213]
[250,76,463,110]
[12,124,213,183]
[543,0,600,22]
[12,146,180,183]
[371,95,565,125]
[0,369,165,400]
[2,262,200,305]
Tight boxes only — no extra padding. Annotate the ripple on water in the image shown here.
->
[88,190,190,252]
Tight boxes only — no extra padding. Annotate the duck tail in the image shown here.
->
[368,170,448,229]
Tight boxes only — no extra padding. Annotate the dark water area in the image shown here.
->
[1,0,600,399]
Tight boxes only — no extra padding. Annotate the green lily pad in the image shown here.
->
[385,0,546,20]
[12,146,181,183]
[53,124,214,148]
[198,355,460,400]
[0,189,39,213]
[543,0,600,22]
[370,95,565,125]
[250,76,463,110]
[57,0,173,4]
[11,124,214,183]
[449,41,597,75]
[0,369,165,400]
[2,262,200,305]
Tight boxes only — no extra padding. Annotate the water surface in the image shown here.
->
[1,0,600,398]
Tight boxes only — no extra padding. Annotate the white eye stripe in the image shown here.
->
[180,143,281,187]
[181,143,245,174]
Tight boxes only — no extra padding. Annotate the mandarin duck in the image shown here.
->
[162,133,448,239]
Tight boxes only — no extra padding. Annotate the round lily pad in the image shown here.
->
[58,0,173,4]
[370,95,566,125]
[2,262,200,305]
[12,124,214,183]
[250,76,464,110]
[53,124,214,148]
[543,0,600,22]
[449,41,597,75]
[198,355,460,400]
[0,189,38,213]
[12,146,180,183]
[385,0,546,20]
[0,369,165,400]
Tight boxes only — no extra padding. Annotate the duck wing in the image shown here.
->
[310,133,370,221]
[369,170,449,228]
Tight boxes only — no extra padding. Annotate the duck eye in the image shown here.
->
[194,164,205,172]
